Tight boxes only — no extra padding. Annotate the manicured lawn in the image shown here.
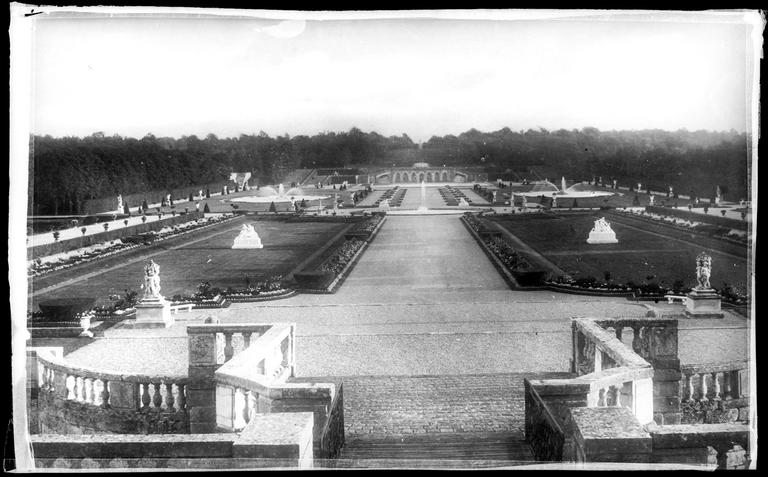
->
[31,218,349,309]
[491,212,749,290]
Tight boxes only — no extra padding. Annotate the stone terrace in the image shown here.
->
[61,215,750,445]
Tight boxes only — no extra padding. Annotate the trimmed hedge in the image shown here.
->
[293,271,336,290]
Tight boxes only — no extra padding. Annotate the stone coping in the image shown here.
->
[680,360,749,375]
[646,423,750,448]
[35,347,188,383]
[237,412,314,446]
[572,318,650,369]
[569,407,650,440]
[529,366,653,396]
[186,323,276,335]
[31,433,237,444]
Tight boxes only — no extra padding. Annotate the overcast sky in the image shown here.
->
[29,10,757,142]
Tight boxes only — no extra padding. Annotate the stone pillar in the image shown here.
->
[648,322,682,425]
[187,328,218,433]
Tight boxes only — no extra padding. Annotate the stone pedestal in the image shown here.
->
[232,237,263,249]
[684,289,724,318]
[135,298,173,327]
[586,231,618,244]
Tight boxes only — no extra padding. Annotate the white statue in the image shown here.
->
[613,179,618,189]
[587,217,618,244]
[232,223,263,249]
[199,189,204,200]
[522,195,527,208]
[116,194,123,213]
[649,195,655,206]
[379,198,390,210]
[637,182,642,192]
[143,260,162,299]
[695,252,712,290]
[552,196,557,208]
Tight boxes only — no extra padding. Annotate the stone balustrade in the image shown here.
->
[592,316,682,424]
[209,323,343,459]
[186,323,292,434]
[647,423,751,469]
[36,350,189,412]
[680,361,750,424]
[35,350,190,434]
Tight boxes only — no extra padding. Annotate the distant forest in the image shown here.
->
[29,127,749,215]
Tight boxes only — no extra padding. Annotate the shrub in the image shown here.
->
[203,203,211,213]
[269,201,277,213]
[206,188,211,198]
[294,271,336,289]
[142,200,149,210]
[103,223,109,231]
[721,210,727,217]
[141,215,147,223]
[124,219,129,227]
[81,227,87,235]
[53,231,60,241]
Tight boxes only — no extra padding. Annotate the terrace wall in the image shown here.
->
[30,212,204,258]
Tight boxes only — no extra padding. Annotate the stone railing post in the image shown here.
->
[647,321,682,425]
[187,328,219,433]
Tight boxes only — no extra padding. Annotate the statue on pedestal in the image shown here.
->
[143,260,162,299]
[695,252,712,290]
[649,195,655,206]
[232,223,263,249]
[587,217,618,244]
[116,194,123,213]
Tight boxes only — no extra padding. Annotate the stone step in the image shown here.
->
[335,432,534,468]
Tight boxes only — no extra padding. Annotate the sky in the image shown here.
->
[28,9,758,143]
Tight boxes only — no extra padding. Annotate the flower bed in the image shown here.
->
[28,214,239,277]
[344,213,385,240]
[295,237,368,292]
[614,209,749,245]
[318,238,365,275]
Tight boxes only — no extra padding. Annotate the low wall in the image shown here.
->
[31,412,314,470]
[30,212,204,258]
[79,181,229,216]
[648,423,750,469]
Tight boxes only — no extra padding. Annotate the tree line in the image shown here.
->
[29,126,749,215]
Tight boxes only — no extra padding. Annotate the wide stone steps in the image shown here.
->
[311,372,575,468]
[334,432,534,468]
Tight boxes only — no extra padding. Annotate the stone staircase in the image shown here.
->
[314,372,573,468]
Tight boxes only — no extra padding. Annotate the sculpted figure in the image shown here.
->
[695,252,712,289]
[143,260,162,298]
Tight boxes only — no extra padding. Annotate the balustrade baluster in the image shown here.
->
[141,383,151,408]
[76,377,84,402]
[699,373,709,402]
[101,380,110,408]
[176,384,186,410]
[165,383,175,411]
[224,333,235,362]
[685,373,695,401]
[631,326,643,355]
[711,372,721,401]
[243,332,252,348]
[242,390,251,424]
[65,375,74,399]
[153,383,163,408]
[88,379,97,404]
[722,372,733,400]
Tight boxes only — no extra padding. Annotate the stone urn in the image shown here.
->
[79,313,94,338]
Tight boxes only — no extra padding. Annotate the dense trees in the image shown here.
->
[29,127,749,215]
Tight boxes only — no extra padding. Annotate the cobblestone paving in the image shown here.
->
[338,373,572,438]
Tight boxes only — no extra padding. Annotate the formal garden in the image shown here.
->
[478,211,749,304]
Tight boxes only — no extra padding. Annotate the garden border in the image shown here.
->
[460,215,521,289]
[296,216,386,294]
